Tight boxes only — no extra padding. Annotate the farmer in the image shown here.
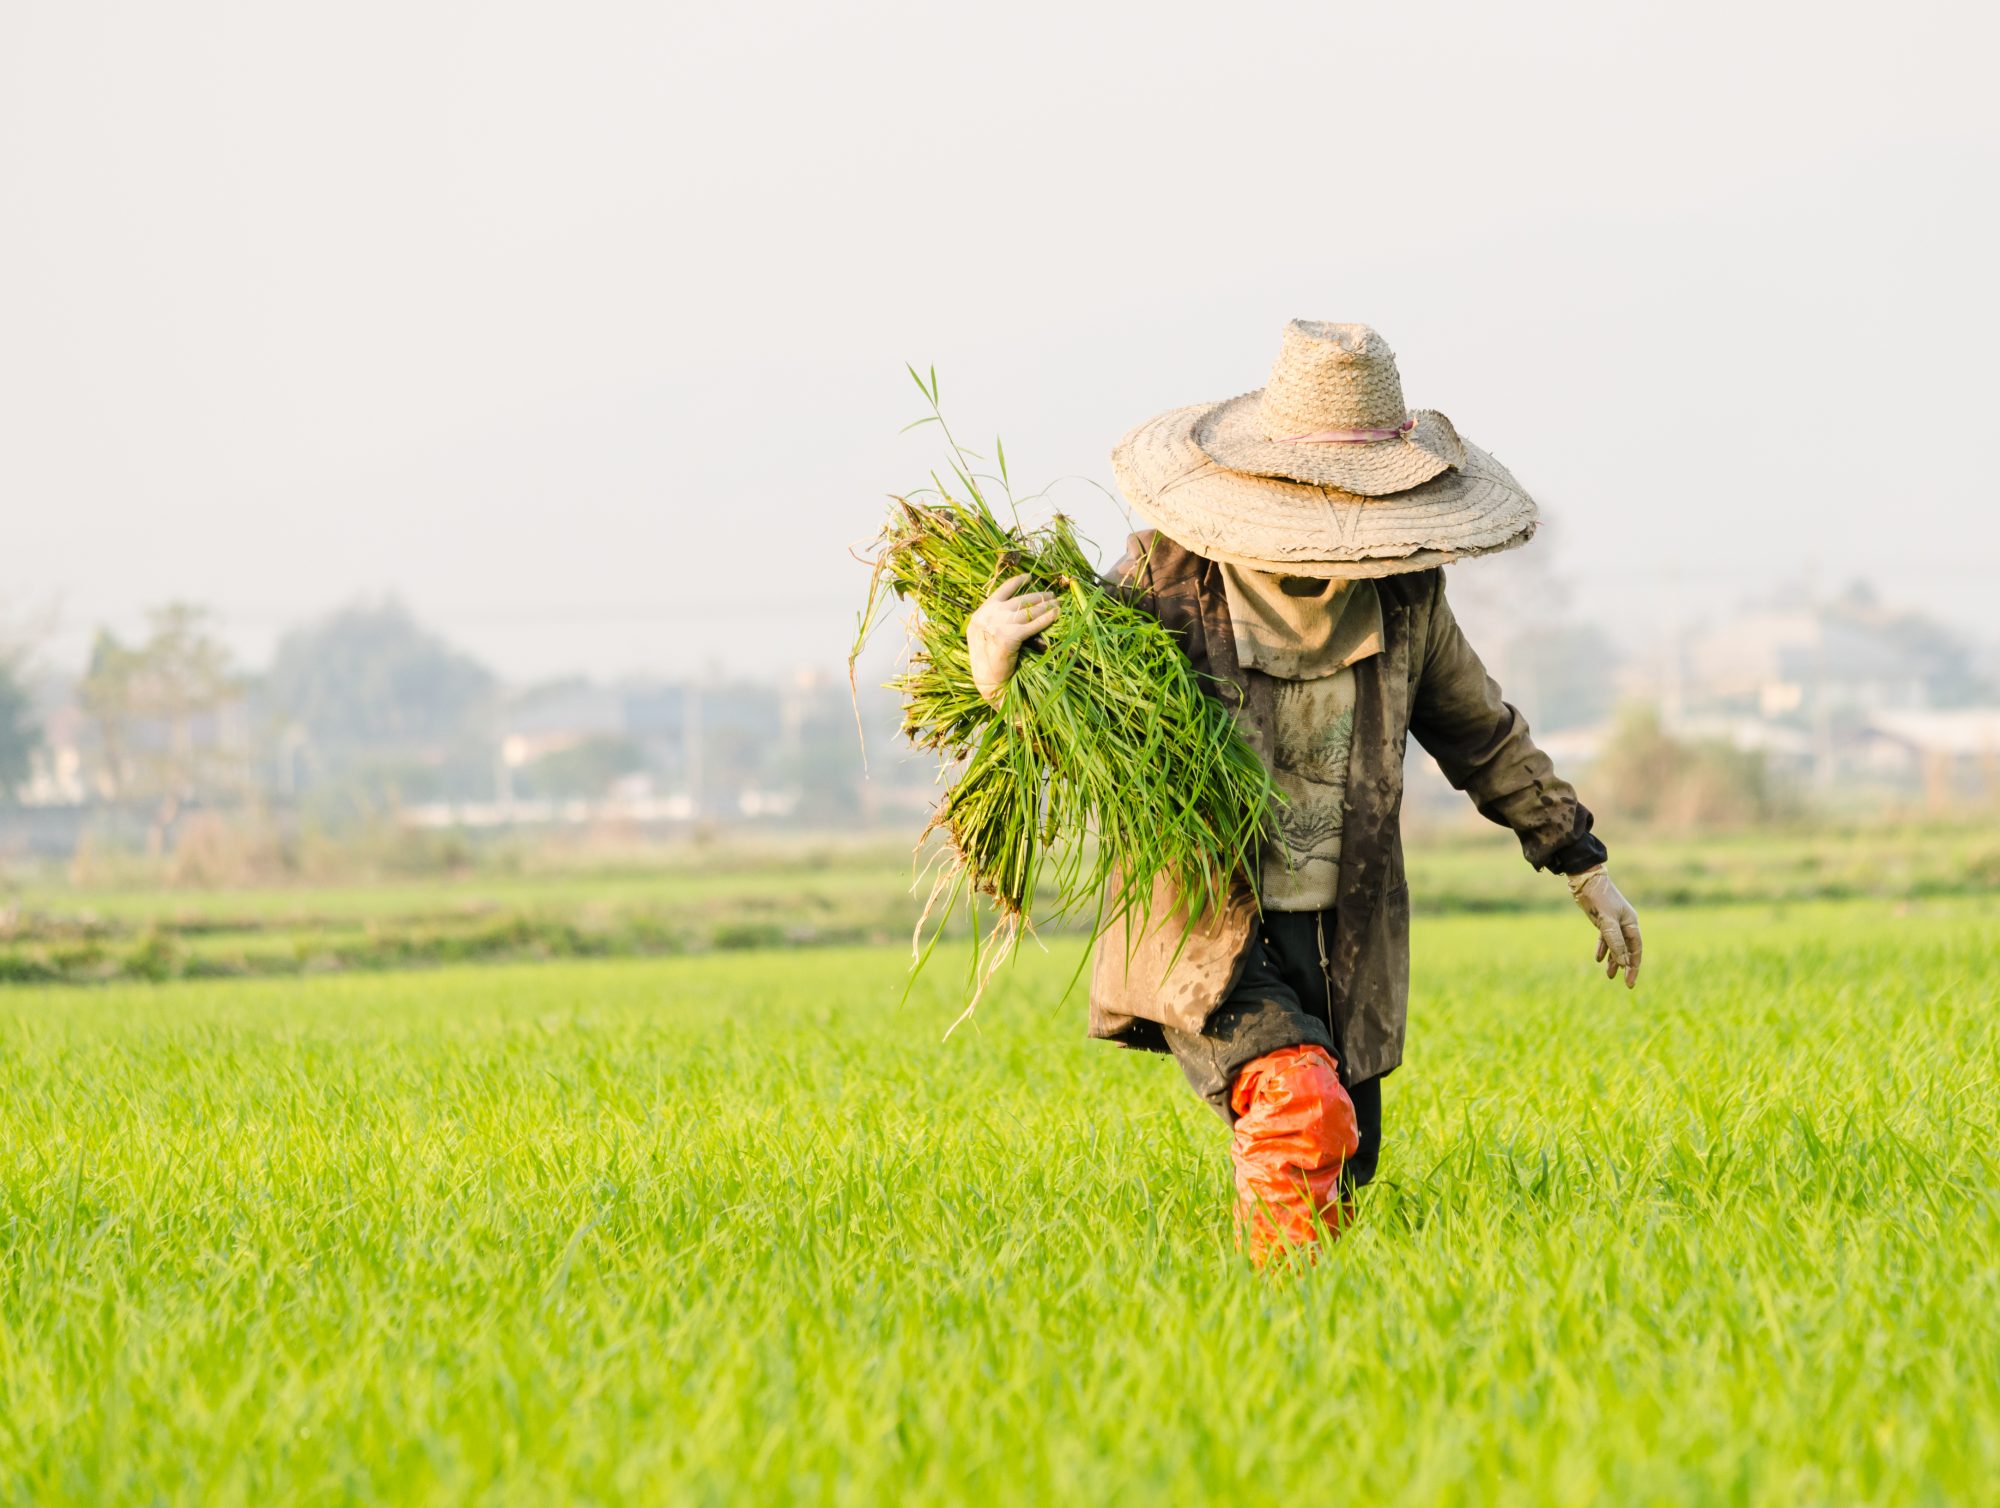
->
[967,321,1642,1264]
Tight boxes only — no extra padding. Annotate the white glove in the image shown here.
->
[1566,865,1643,989]
[966,572,1059,707]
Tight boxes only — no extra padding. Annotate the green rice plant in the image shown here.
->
[852,368,1275,1015]
[4,896,1999,1505]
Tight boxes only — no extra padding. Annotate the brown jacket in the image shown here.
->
[1088,531,1598,1082]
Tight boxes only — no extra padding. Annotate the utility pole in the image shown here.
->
[1806,557,1834,792]
[683,680,703,819]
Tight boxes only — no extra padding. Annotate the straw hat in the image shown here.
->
[1112,320,1538,578]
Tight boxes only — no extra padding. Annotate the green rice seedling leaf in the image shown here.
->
[853,385,1275,1020]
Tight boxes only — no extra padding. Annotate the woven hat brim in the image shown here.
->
[1112,403,1538,579]
[1186,531,1535,581]
[1194,393,1464,495]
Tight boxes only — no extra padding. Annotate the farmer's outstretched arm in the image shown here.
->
[1406,574,1595,864]
[1408,573,1641,986]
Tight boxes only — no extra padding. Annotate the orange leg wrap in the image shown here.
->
[1229,1044,1360,1268]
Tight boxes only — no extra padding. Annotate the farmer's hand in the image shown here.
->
[967,573,1058,706]
[1567,865,1642,988]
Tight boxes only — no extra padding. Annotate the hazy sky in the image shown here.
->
[4,0,1995,684]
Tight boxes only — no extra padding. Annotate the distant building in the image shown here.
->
[1671,607,1934,722]
[21,698,89,806]
[499,680,627,768]
[15,681,252,808]
[471,671,906,827]
[1855,709,2000,808]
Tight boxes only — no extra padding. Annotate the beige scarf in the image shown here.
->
[1217,564,1385,680]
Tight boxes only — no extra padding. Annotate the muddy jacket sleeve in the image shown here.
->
[1101,533,1161,612]
[1409,574,1605,872]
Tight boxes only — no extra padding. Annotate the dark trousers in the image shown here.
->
[1160,909,1385,1190]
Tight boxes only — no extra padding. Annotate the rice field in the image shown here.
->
[2,893,1997,1504]
[8,822,1997,986]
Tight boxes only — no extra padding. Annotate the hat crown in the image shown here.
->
[1257,320,1409,437]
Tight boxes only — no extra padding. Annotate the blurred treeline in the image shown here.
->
[0,598,932,885]
[2,577,1997,892]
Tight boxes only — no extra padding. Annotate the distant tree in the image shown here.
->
[789,711,864,823]
[266,599,496,757]
[0,656,39,801]
[1500,624,1619,732]
[1593,704,1787,831]
[1435,526,1620,731]
[77,604,243,851]
[78,629,137,799]
[1827,581,1993,708]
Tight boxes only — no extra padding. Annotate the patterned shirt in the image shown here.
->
[1262,669,1360,909]
[1216,565,1385,912]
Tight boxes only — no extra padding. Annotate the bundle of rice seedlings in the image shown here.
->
[852,370,1275,1020]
